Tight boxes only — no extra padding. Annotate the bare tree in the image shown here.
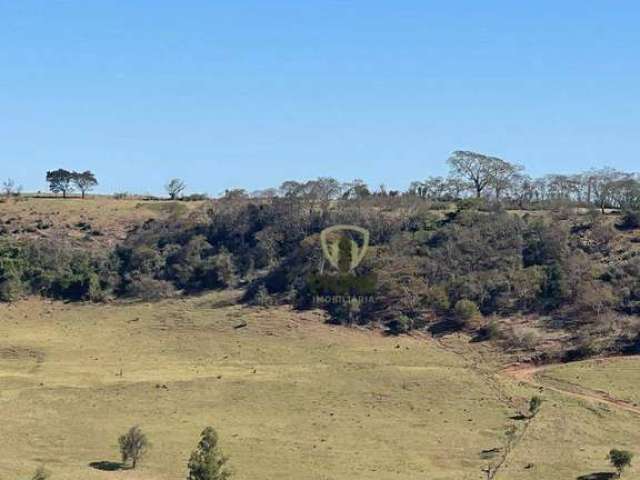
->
[492,164,523,201]
[118,425,149,469]
[165,178,186,200]
[591,168,624,213]
[2,178,22,198]
[447,151,519,199]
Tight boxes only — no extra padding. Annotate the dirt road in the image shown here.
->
[502,360,640,416]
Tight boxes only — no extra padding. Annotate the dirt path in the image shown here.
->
[502,360,640,416]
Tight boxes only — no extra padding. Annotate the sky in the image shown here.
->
[1,1,639,196]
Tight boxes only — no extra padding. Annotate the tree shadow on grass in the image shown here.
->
[576,473,616,480]
[89,461,124,471]
[509,413,529,421]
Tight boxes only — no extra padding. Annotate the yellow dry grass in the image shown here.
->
[0,197,202,248]
[0,293,512,480]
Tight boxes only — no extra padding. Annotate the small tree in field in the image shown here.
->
[2,178,21,198]
[166,178,186,200]
[31,466,50,480]
[528,395,542,418]
[608,449,633,478]
[118,425,149,469]
[72,170,98,199]
[187,426,231,480]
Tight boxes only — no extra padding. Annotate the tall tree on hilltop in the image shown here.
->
[447,150,520,199]
[166,178,186,200]
[46,169,75,198]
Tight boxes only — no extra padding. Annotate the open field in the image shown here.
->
[1,293,639,480]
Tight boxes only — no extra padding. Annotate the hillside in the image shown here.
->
[0,197,205,249]
[1,293,507,480]
[2,195,640,479]
[1,293,639,480]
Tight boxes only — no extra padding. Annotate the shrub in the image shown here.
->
[619,210,640,230]
[453,299,480,326]
[125,275,176,300]
[0,274,24,301]
[456,198,484,211]
[118,426,149,469]
[529,395,542,417]
[187,426,231,480]
[210,250,238,288]
[386,314,413,335]
[31,466,50,480]
[326,297,363,326]
[252,284,272,307]
[183,193,209,201]
[504,326,540,350]
[477,319,501,341]
[565,332,605,361]
[426,286,450,314]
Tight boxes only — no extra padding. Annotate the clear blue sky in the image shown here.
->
[1,1,639,195]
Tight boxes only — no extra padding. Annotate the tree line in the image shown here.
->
[45,169,98,198]
[245,151,640,213]
[6,150,639,210]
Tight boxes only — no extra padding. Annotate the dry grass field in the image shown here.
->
[0,293,511,480]
[0,197,204,248]
[0,292,639,480]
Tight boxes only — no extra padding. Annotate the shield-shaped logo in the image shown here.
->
[320,225,370,273]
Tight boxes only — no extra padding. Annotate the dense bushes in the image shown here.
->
[1,198,636,345]
[0,239,112,301]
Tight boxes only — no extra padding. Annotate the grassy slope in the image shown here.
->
[0,197,203,248]
[3,294,640,480]
[1,296,639,479]
[495,376,640,479]
[542,357,640,407]
[1,293,511,480]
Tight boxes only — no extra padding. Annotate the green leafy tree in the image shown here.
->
[46,169,75,198]
[608,449,633,478]
[72,170,98,199]
[187,427,231,480]
[118,425,149,469]
[528,395,542,418]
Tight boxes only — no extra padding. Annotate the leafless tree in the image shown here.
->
[447,150,521,199]
[165,178,186,200]
[2,178,22,198]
